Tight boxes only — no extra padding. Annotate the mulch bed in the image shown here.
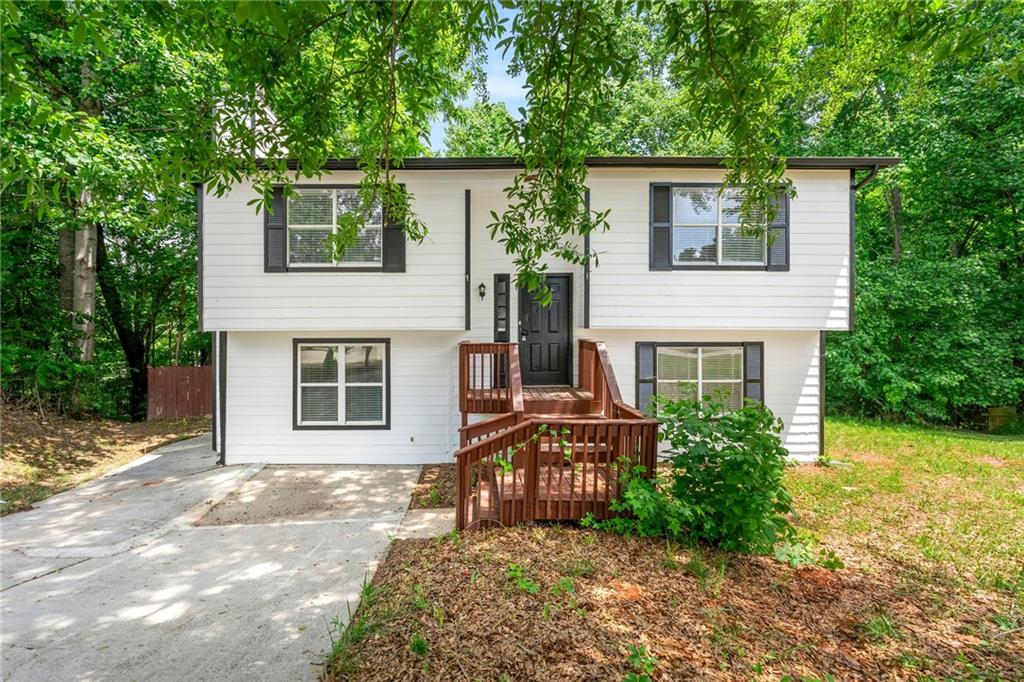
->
[410,464,456,509]
[325,527,1022,681]
[1,403,210,514]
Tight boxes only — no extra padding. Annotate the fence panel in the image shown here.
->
[147,366,213,420]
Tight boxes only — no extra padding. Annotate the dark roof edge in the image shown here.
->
[283,156,899,172]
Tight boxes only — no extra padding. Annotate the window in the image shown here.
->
[672,187,765,266]
[287,188,382,267]
[636,342,763,414]
[493,274,510,342]
[294,339,389,428]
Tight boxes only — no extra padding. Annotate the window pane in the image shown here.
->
[344,345,383,383]
[337,189,383,226]
[289,227,331,264]
[301,386,338,422]
[288,189,333,225]
[702,382,743,411]
[300,346,339,383]
[722,226,765,264]
[721,190,744,223]
[673,226,717,264]
[657,347,698,381]
[658,380,698,402]
[637,381,655,414]
[346,385,383,422]
[338,226,382,264]
[672,188,717,224]
[702,347,743,380]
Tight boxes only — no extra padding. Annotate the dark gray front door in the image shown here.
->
[519,274,571,385]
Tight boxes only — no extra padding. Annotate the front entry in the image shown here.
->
[518,274,572,385]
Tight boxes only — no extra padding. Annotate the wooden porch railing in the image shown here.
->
[458,342,524,421]
[577,339,648,419]
[455,417,659,530]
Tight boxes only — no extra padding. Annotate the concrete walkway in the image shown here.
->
[1,436,423,681]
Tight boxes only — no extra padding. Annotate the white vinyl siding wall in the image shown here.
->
[587,169,850,330]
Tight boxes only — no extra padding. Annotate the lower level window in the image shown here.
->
[295,340,389,428]
[637,342,762,414]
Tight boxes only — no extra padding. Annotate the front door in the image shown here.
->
[518,274,572,385]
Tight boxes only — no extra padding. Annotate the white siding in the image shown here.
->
[224,330,461,465]
[203,172,469,331]
[224,328,821,465]
[587,169,851,330]
[202,168,850,333]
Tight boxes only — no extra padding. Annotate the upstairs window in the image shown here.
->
[672,188,765,266]
[295,340,389,428]
[650,184,788,271]
[287,188,382,267]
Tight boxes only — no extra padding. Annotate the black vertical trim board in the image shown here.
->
[264,188,287,272]
[195,183,204,332]
[210,333,217,452]
[291,338,392,430]
[583,189,591,328]
[849,169,856,332]
[819,331,826,459]
[464,189,471,330]
[217,331,226,464]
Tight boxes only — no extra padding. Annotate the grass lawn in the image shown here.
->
[1,404,210,514]
[324,418,1023,680]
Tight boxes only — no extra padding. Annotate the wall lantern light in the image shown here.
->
[478,282,487,300]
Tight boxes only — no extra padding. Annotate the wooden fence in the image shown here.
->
[147,366,213,420]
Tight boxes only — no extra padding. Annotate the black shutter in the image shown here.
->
[636,342,657,414]
[650,184,672,270]
[766,193,789,271]
[743,342,764,403]
[382,185,407,272]
[264,187,287,272]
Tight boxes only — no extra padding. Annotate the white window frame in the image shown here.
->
[295,340,389,429]
[654,345,745,410]
[672,186,767,267]
[286,188,383,268]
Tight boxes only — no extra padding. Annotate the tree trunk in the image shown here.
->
[72,202,98,362]
[58,228,75,311]
[96,223,148,421]
[886,186,903,263]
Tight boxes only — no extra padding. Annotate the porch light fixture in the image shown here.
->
[478,282,487,300]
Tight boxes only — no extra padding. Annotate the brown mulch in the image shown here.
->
[326,527,1023,681]
[1,403,210,514]
[410,464,456,509]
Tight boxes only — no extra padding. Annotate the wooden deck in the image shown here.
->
[456,340,659,530]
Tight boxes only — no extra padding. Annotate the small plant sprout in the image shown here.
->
[550,577,575,598]
[409,631,428,657]
[859,611,899,642]
[624,644,659,681]
[411,584,428,611]
[506,563,540,594]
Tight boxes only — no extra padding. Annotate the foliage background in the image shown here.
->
[1,0,1021,425]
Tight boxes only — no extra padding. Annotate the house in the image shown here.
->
[199,156,896,525]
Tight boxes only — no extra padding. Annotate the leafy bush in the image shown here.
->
[590,397,795,554]
[827,256,1024,424]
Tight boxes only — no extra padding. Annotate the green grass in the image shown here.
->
[788,417,1024,588]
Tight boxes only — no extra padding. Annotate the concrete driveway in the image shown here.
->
[1,436,423,681]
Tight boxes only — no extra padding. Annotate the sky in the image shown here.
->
[427,9,525,154]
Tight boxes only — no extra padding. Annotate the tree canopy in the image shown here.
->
[1,0,1020,424]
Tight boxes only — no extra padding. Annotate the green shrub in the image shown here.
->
[591,397,795,554]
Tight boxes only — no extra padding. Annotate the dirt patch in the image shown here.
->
[196,465,419,525]
[325,528,1023,681]
[1,403,209,515]
[410,464,456,509]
